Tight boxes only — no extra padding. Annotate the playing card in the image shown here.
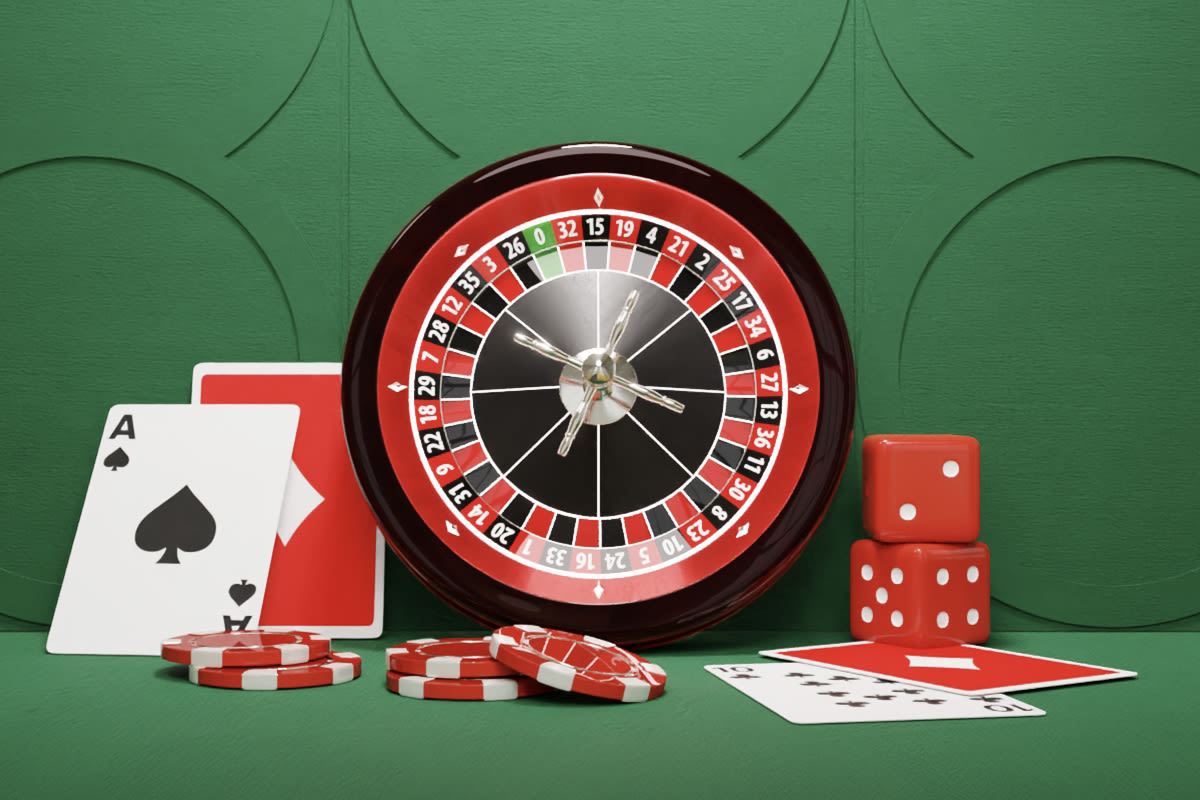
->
[760,641,1137,695]
[705,662,1045,724]
[47,403,299,655]
[192,363,384,638]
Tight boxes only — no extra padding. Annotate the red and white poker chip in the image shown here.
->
[386,637,517,678]
[162,630,332,668]
[189,651,362,690]
[385,670,551,701]
[489,624,667,703]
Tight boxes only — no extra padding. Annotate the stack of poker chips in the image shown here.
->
[161,630,361,691]
[385,625,667,703]
[159,625,666,700]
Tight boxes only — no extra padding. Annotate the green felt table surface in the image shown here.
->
[0,631,1188,799]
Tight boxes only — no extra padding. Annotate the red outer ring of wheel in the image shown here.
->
[343,143,855,648]
[378,174,816,603]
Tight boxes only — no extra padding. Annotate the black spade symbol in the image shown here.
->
[134,486,215,564]
[228,580,256,606]
[103,448,130,471]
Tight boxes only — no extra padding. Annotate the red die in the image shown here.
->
[849,539,990,648]
[862,434,980,543]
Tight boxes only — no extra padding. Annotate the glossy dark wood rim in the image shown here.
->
[343,143,855,647]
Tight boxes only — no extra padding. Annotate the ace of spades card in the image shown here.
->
[47,403,299,655]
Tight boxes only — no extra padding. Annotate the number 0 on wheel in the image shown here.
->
[343,143,855,646]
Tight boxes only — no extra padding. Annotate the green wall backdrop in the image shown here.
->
[3,1,1198,635]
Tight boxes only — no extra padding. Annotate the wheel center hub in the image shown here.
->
[558,347,638,425]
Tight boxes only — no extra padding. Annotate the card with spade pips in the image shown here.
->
[706,661,1046,725]
[46,403,299,655]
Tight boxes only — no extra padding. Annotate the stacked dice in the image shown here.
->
[851,434,990,647]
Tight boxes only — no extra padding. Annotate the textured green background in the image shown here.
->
[2,1,1198,634]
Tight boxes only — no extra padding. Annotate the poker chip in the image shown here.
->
[386,637,517,678]
[162,630,332,667]
[489,624,667,703]
[189,651,362,690]
[385,670,551,701]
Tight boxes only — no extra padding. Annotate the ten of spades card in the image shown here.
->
[191,363,384,638]
[705,661,1045,725]
[46,403,299,655]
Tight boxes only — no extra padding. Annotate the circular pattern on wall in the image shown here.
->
[865,0,1200,152]
[350,0,846,159]
[0,1,331,151]
[861,147,1200,627]
[0,132,329,623]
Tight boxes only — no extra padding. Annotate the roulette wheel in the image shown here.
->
[343,143,854,646]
